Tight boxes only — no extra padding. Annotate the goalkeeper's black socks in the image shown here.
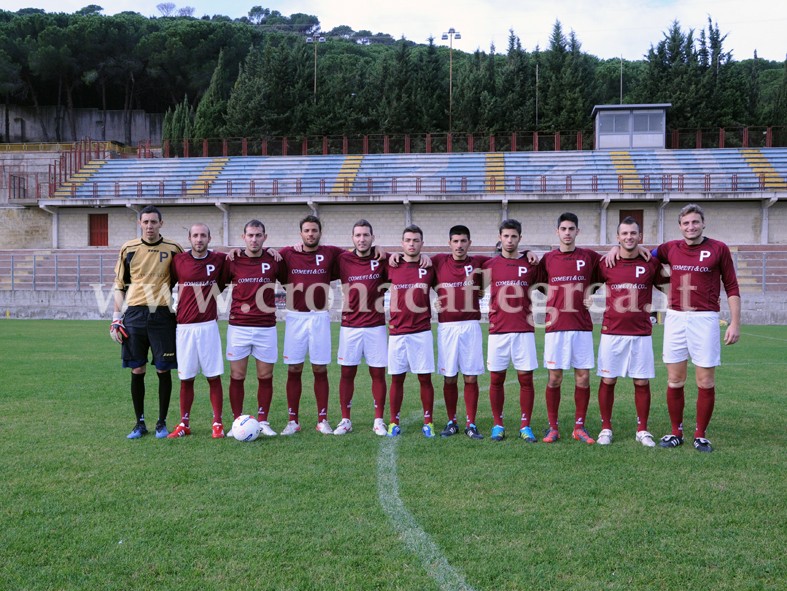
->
[157,370,172,423]
[131,372,145,422]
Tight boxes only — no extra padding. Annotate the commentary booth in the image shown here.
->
[592,103,671,150]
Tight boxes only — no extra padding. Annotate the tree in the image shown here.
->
[156,3,175,17]
[193,48,228,140]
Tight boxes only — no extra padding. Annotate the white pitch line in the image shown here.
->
[740,331,787,343]
[377,413,477,591]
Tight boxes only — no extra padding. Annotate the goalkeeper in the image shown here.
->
[111,205,183,440]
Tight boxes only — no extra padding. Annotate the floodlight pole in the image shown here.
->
[306,31,326,102]
[442,28,461,133]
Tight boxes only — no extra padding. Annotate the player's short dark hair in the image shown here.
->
[300,214,322,231]
[499,219,522,235]
[449,225,471,240]
[244,219,265,233]
[557,212,579,227]
[617,216,640,233]
[189,223,211,238]
[679,203,704,222]
[139,205,162,221]
[353,219,373,234]
[402,224,423,239]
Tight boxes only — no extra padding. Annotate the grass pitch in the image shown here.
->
[0,320,785,591]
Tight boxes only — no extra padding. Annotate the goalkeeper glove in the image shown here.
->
[110,313,128,344]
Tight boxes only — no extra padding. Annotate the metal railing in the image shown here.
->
[0,253,115,290]
[50,172,785,200]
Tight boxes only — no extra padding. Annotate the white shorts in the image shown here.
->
[487,332,538,372]
[226,324,278,364]
[437,320,484,377]
[338,325,388,367]
[544,331,595,371]
[597,334,655,379]
[176,321,224,380]
[283,311,331,365]
[663,310,721,367]
[388,331,435,375]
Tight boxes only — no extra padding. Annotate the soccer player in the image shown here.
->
[654,204,740,452]
[483,219,543,442]
[334,220,389,436]
[168,223,228,439]
[595,217,667,447]
[111,205,183,439]
[386,225,437,437]
[538,212,601,444]
[278,215,346,435]
[225,219,287,437]
[432,225,489,440]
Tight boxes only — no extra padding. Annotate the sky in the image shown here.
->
[4,0,787,62]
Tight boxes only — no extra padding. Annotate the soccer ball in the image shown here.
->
[232,415,260,442]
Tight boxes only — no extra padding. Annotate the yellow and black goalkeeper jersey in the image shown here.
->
[114,236,183,307]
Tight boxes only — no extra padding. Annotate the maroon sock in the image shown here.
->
[489,371,506,426]
[229,377,244,419]
[598,381,615,430]
[694,386,715,438]
[418,374,434,424]
[545,385,561,430]
[574,386,591,428]
[286,371,302,423]
[369,366,387,420]
[314,371,329,422]
[389,374,405,424]
[179,379,195,426]
[518,372,534,428]
[666,386,685,437]
[207,377,223,424]
[256,377,273,422]
[464,381,479,426]
[339,365,357,420]
[444,381,459,423]
[634,383,651,432]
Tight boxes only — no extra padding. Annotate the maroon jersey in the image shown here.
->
[539,247,601,332]
[597,256,667,336]
[337,251,387,328]
[279,245,344,312]
[432,253,490,323]
[227,252,286,327]
[656,237,740,312]
[172,250,227,324]
[387,262,436,335]
[483,255,543,334]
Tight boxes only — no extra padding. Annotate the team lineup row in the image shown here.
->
[110,204,740,452]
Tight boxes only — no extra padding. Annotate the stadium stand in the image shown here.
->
[45,148,787,200]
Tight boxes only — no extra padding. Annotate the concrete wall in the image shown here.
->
[3,199,780,249]
[2,105,163,145]
[0,207,51,249]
